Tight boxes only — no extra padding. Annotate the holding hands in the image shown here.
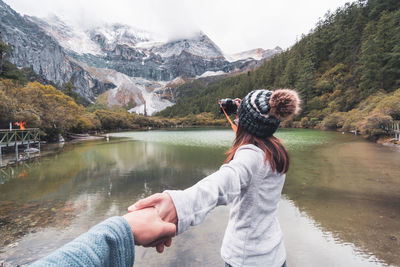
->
[122,207,176,246]
[125,193,178,253]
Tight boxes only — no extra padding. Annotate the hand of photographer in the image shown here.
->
[122,207,176,247]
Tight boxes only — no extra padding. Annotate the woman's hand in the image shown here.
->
[122,207,176,247]
[128,193,178,225]
[234,98,242,108]
[128,193,178,252]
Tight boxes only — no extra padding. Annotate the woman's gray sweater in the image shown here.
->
[165,144,286,267]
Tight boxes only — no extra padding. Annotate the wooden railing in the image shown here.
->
[384,120,400,141]
[0,128,41,166]
[0,128,40,147]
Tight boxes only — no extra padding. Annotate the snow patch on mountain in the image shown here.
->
[128,85,174,116]
[226,48,265,62]
[135,40,165,49]
[196,70,226,78]
[83,65,173,115]
[26,15,105,56]
[225,47,283,62]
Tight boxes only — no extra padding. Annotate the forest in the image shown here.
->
[158,0,400,139]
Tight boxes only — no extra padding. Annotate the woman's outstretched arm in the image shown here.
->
[130,144,264,236]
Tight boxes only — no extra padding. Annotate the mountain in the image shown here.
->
[0,1,114,100]
[27,16,281,114]
[0,0,282,114]
[30,16,262,81]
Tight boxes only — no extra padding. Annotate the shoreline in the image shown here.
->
[377,137,400,149]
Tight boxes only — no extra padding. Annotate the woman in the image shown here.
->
[131,89,300,267]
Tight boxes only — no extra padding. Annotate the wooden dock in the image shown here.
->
[0,128,40,157]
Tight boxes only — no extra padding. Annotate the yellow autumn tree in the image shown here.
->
[16,82,81,139]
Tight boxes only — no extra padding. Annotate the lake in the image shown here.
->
[0,129,399,266]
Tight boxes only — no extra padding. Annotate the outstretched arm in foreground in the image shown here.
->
[31,208,176,267]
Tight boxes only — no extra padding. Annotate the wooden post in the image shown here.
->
[398,122,400,142]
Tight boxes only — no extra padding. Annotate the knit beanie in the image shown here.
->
[238,89,300,137]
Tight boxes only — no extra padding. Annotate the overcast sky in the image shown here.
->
[4,0,351,54]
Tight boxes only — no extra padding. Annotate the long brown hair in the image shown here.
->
[225,124,289,174]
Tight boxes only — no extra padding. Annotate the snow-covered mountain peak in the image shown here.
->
[30,16,224,59]
[150,31,224,58]
[31,15,278,63]
[28,16,158,55]
[89,23,155,51]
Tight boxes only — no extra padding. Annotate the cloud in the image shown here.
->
[3,0,351,53]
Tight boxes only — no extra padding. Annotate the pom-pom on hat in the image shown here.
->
[238,89,300,137]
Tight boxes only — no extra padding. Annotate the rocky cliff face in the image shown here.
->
[0,1,114,100]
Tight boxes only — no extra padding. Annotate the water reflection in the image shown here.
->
[0,129,399,266]
[285,139,400,266]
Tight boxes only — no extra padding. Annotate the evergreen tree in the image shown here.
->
[357,21,383,95]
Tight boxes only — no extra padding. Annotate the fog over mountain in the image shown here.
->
[3,0,351,54]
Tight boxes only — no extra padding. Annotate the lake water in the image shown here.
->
[0,129,399,266]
